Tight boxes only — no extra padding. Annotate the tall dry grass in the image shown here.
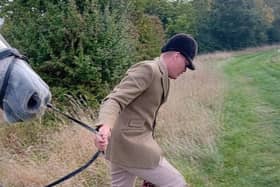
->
[1,46,278,186]
[156,52,230,162]
[0,105,110,187]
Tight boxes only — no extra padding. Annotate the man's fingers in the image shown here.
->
[94,133,108,151]
[97,142,108,151]
[94,124,111,151]
[97,139,106,145]
[99,125,111,138]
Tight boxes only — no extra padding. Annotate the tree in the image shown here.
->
[135,14,165,60]
[165,1,197,37]
[191,0,217,52]
[264,0,280,19]
[0,0,138,104]
[268,18,280,43]
[209,0,270,50]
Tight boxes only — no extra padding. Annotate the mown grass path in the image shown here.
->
[202,49,280,187]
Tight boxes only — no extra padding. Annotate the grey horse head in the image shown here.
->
[0,20,51,123]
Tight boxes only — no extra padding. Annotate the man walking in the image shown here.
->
[95,33,198,187]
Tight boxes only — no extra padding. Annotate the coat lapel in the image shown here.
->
[157,58,170,103]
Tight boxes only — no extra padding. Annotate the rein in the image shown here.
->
[45,103,102,187]
[0,48,28,109]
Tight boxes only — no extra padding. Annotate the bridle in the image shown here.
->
[0,48,28,109]
[0,48,101,186]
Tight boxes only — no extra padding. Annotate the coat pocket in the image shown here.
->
[121,119,145,133]
[128,119,145,129]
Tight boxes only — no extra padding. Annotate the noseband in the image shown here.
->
[0,48,28,109]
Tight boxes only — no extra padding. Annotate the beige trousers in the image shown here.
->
[110,157,188,187]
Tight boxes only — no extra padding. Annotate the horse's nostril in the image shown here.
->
[27,93,41,110]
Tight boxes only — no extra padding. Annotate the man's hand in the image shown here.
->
[94,124,111,151]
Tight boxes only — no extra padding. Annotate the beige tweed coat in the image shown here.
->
[97,58,170,169]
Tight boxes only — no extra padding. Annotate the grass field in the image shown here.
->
[0,47,279,186]
[181,49,280,187]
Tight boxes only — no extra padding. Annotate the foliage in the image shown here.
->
[165,2,197,37]
[207,0,270,50]
[268,18,280,43]
[191,0,217,52]
[0,0,280,105]
[135,14,165,60]
[264,0,280,18]
[0,0,137,105]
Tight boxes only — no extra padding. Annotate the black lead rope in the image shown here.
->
[45,103,102,187]
[45,151,101,187]
[46,103,98,134]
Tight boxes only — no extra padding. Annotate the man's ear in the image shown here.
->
[174,52,180,60]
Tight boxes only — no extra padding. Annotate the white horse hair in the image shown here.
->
[0,19,51,123]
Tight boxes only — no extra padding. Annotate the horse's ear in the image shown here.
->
[0,18,4,30]
[0,18,12,49]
